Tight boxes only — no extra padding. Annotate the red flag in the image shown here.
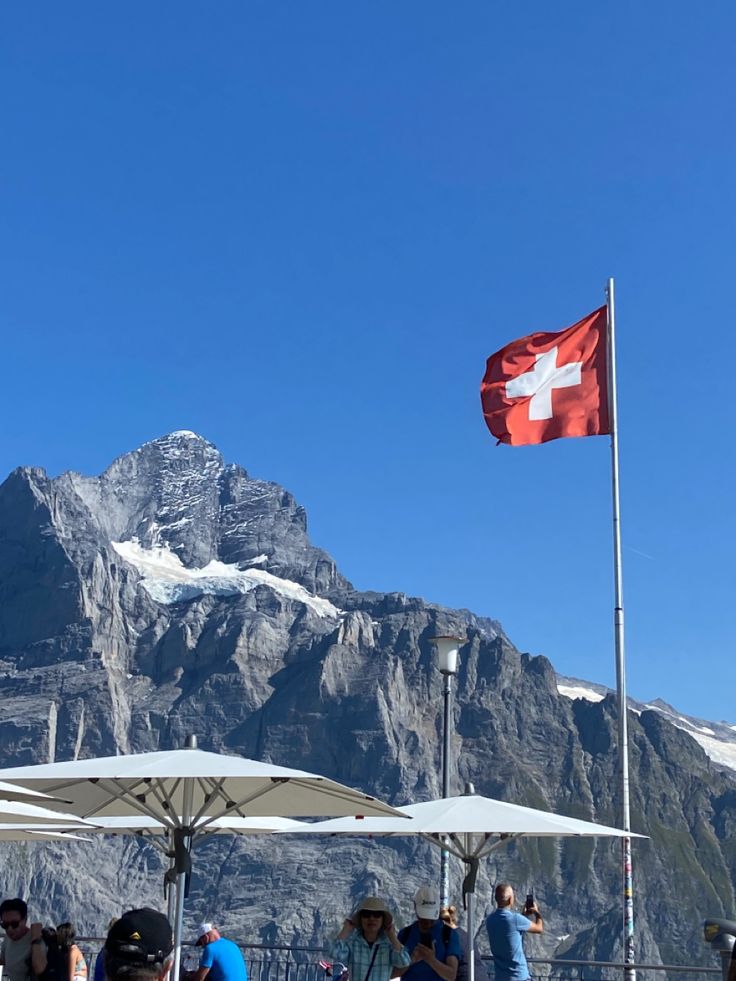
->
[480,306,610,446]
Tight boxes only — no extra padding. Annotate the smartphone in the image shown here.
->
[419,930,434,948]
[525,893,534,911]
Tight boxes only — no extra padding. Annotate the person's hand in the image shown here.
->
[413,944,433,963]
[344,918,356,929]
[30,924,43,941]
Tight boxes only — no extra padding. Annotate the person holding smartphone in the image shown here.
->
[485,884,543,981]
[392,886,461,981]
[332,897,409,981]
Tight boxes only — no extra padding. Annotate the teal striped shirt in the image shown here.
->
[331,931,410,981]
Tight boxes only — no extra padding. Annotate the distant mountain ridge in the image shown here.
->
[0,431,733,977]
[557,676,736,772]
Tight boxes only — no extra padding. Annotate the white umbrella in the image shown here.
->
[0,798,99,825]
[0,737,405,976]
[281,786,647,981]
[0,780,72,805]
[0,745,402,820]
[0,824,92,841]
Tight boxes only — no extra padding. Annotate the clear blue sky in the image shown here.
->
[1,3,734,722]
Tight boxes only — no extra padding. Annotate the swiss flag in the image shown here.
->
[481,306,610,446]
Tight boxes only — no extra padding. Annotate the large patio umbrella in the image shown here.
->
[0,738,405,976]
[280,786,646,981]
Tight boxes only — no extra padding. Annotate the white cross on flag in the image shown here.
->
[480,306,610,446]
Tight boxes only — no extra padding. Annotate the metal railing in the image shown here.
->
[77,940,723,981]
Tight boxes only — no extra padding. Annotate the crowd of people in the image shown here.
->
[0,881,545,981]
[0,904,246,981]
[330,881,543,981]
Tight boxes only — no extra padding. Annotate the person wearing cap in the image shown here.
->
[104,908,173,981]
[332,896,409,981]
[0,898,47,981]
[394,886,461,981]
[485,884,543,981]
[193,923,247,981]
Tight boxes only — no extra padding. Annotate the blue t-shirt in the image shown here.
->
[399,920,462,981]
[485,910,531,981]
[200,938,248,981]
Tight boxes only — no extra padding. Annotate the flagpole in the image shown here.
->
[606,277,635,981]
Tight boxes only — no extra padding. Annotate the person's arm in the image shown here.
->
[524,906,544,936]
[331,918,356,964]
[412,945,457,981]
[30,924,47,977]
[335,919,356,943]
[384,923,410,968]
[194,947,213,981]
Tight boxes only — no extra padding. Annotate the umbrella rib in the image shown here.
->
[191,777,231,826]
[424,832,468,861]
[191,779,282,830]
[79,779,177,830]
[148,777,182,820]
[287,777,383,809]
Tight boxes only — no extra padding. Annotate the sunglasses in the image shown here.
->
[1,921,22,931]
[360,912,383,919]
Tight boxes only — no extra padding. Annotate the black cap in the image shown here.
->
[105,909,173,965]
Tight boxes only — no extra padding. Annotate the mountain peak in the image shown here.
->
[137,430,221,457]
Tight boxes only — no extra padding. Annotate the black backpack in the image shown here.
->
[37,937,69,981]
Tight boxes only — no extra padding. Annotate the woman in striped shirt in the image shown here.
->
[332,897,410,981]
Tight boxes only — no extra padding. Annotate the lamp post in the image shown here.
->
[431,635,462,909]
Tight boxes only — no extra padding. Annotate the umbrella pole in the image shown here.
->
[167,852,177,924]
[172,777,194,981]
[467,888,474,981]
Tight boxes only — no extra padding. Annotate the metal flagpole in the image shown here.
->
[606,278,635,981]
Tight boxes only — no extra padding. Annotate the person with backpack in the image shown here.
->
[440,906,485,981]
[393,886,461,981]
[56,923,88,981]
[332,896,409,981]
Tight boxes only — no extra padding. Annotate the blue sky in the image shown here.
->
[1,3,734,722]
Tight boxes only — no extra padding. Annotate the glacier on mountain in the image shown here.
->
[111,539,342,617]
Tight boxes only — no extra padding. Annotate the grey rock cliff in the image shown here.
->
[0,432,732,976]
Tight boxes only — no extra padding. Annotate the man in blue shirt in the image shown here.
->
[485,885,543,981]
[194,922,248,981]
[394,886,461,981]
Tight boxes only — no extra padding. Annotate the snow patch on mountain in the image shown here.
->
[556,683,605,703]
[111,540,341,618]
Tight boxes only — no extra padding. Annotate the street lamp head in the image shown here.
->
[430,636,463,675]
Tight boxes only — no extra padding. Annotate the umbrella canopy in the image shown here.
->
[281,790,646,981]
[0,747,403,822]
[287,793,645,844]
[0,780,72,805]
[0,798,99,825]
[0,740,403,975]
[0,824,91,841]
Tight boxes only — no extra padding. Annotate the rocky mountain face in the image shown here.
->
[0,432,733,976]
